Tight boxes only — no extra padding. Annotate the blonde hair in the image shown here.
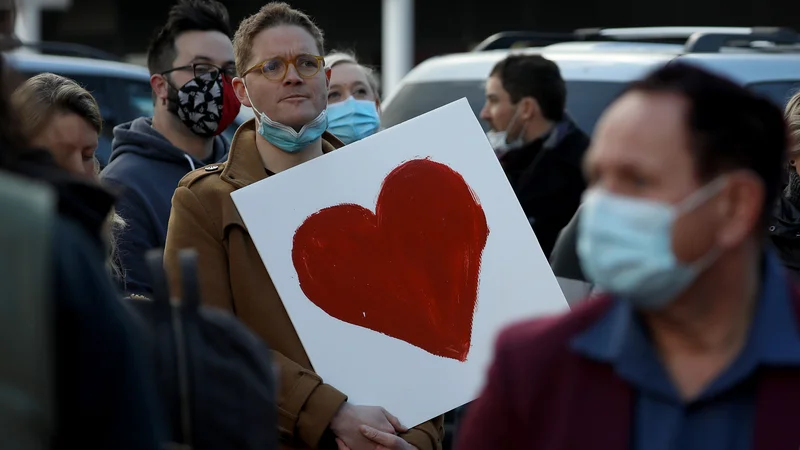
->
[325,50,381,97]
[233,2,324,77]
[92,158,127,281]
[12,72,102,141]
[105,210,127,282]
[786,91,800,157]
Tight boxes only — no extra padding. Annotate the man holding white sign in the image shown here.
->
[163,3,444,450]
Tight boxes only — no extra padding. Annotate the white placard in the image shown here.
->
[231,98,568,427]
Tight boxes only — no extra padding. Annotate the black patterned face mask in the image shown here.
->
[169,72,241,138]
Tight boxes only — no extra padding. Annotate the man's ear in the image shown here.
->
[150,74,169,105]
[325,67,332,86]
[717,171,765,249]
[519,96,542,121]
[232,77,252,108]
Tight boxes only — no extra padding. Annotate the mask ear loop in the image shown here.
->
[675,176,729,215]
[242,80,263,119]
[504,105,524,145]
[672,176,729,271]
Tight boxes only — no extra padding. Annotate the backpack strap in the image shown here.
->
[145,249,194,450]
[178,250,201,313]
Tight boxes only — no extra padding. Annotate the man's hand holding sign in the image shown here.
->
[331,404,412,450]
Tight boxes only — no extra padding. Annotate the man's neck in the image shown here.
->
[151,110,214,162]
[644,242,761,398]
[255,134,324,174]
[523,119,555,144]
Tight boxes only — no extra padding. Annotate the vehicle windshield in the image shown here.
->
[382,79,800,137]
[381,80,628,134]
[748,80,800,108]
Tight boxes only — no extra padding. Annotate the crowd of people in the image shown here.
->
[4,0,800,448]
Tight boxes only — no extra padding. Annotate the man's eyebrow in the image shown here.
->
[191,56,236,66]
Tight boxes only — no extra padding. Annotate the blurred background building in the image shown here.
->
[23,0,800,59]
[16,0,800,93]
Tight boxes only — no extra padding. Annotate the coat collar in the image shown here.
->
[220,118,344,189]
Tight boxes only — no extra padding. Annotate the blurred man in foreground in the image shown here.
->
[459,63,798,449]
[481,55,589,258]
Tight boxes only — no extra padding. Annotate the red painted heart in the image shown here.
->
[291,158,489,362]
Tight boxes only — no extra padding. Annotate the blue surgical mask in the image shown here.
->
[576,178,726,309]
[244,83,328,153]
[326,97,381,145]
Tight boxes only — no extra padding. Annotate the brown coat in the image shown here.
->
[164,119,444,450]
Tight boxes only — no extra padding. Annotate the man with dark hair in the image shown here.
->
[101,0,241,296]
[459,62,800,450]
[164,3,443,450]
[481,54,589,258]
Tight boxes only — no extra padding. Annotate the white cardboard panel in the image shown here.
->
[231,99,569,427]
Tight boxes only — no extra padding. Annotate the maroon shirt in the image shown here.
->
[457,291,800,450]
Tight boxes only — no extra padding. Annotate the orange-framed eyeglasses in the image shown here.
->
[242,54,326,81]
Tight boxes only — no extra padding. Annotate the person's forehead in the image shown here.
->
[174,30,234,64]
[484,76,507,96]
[330,63,369,86]
[589,91,693,172]
[49,112,99,145]
[250,25,320,62]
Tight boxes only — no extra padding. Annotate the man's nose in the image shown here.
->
[283,64,304,85]
[479,104,490,121]
[479,105,492,123]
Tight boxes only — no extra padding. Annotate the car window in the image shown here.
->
[381,80,627,134]
[747,80,800,108]
[564,81,628,134]
[382,81,488,130]
[119,79,156,118]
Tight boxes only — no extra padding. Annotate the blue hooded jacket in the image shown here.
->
[101,117,228,295]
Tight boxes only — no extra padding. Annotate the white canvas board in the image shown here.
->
[231,98,569,428]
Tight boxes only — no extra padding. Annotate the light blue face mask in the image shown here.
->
[244,83,328,153]
[576,178,726,310]
[326,96,381,145]
[485,106,526,154]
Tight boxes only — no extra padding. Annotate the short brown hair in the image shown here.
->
[12,73,102,139]
[490,55,565,122]
[233,2,325,77]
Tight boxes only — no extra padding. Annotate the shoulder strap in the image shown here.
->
[178,250,201,313]
[145,249,198,449]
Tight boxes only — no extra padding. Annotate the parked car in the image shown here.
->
[6,46,249,167]
[381,27,800,135]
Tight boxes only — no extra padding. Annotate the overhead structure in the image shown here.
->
[14,0,72,43]
[382,0,414,97]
